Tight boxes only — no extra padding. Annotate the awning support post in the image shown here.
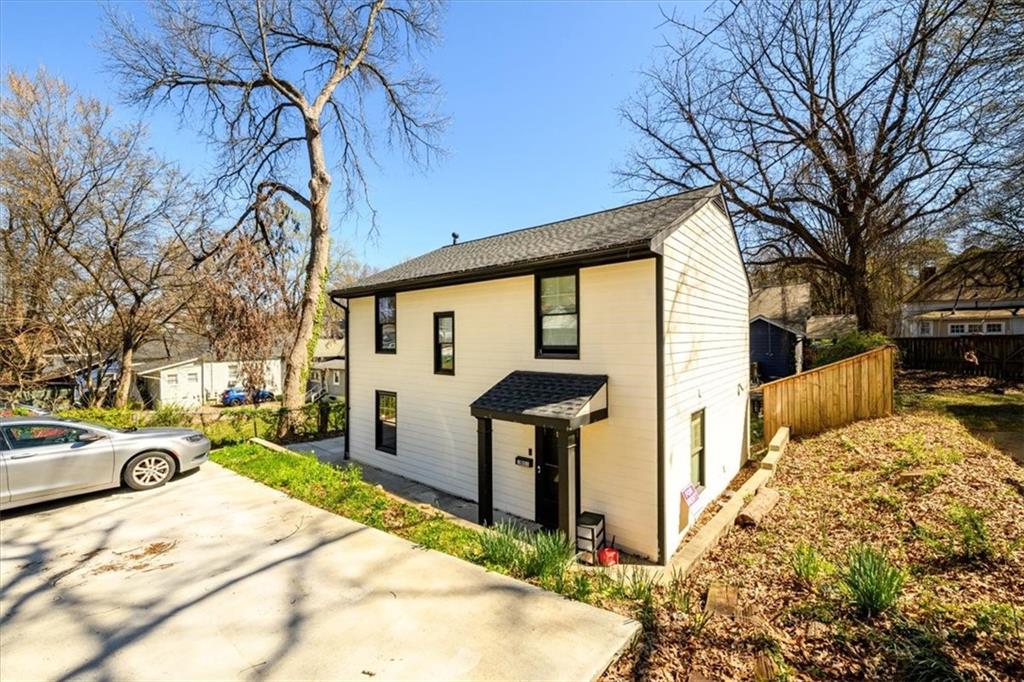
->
[477,417,493,526]
[557,428,577,542]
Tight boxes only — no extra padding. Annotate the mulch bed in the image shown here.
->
[897,369,1024,394]
[605,414,1024,681]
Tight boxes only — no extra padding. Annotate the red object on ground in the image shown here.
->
[597,546,619,567]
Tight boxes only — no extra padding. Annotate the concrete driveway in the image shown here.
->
[1,463,637,681]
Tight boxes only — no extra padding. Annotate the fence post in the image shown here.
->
[318,401,329,434]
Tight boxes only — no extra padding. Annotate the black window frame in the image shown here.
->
[375,390,397,455]
[690,409,706,489]
[534,268,580,359]
[375,293,397,354]
[433,311,455,375]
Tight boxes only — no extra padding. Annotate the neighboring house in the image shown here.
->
[332,186,750,563]
[901,249,1024,337]
[748,283,858,380]
[310,338,346,400]
[748,283,810,380]
[135,355,285,408]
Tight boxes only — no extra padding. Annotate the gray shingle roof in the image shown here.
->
[334,185,720,296]
[470,371,608,427]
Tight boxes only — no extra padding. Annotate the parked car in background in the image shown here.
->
[220,386,274,407]
[0,417,209,511]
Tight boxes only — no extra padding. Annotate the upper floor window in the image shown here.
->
[376,293,397,353]
[535,270,579,358]
[434,312,455,375]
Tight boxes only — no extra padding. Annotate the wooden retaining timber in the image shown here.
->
[761,345,895,443]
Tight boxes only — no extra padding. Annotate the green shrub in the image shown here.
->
[480,521,528,572]
[841,544,905,618]
[812,331,890,368]
[57,407,139,430]
[790,542,832,589]
[147,404,191,427]
[524,529,576,579]
[947,505,995,563]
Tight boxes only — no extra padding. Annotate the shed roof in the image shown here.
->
[749,283,811,329]
[333,185,723,297]
[470,371,608,429]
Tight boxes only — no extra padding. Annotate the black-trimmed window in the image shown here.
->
[535,269,579,358]
[375,293,396,353]
[375,391,397,454]
[434,311,455,375]
[690,409,706,488]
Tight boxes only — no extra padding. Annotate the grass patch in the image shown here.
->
[898,391,1024,432]
[212,443,482,562]
[841,544,905,618]
[789,542,832,589]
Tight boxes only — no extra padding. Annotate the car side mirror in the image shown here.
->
[78,432,105,443]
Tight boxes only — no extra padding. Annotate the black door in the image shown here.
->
[535,427,559,530]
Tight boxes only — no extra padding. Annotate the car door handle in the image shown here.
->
[10,453,35,459]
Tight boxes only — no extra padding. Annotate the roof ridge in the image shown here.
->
[440,184,718,249]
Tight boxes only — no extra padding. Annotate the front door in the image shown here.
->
[535,427,560,530]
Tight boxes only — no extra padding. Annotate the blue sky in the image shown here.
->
[1,0,707,269]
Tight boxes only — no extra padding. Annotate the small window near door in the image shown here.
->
[535,270,579,358]
[690,409,706,489]
[376,293,397,353]
[166,373,178,386]
[917,321,932,336]
[985,322,1004,334]
[434,311,455,375]
[375,391,397,454]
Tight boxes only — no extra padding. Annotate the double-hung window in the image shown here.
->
[376,293,397,353]
[375,391,397,454]
[690,409,706,489]
[535,269,579,358]
[917,321,932,336]
[434,312,455,375]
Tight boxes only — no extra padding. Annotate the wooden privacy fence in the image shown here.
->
[894,334,1024,379]
[762,345,895,442]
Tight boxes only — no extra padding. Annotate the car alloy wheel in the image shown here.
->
[132,455,172,487]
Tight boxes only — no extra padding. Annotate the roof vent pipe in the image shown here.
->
[451,232,459,245]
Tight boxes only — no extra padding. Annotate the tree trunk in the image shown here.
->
[848,268,873,332]
[278,122,332,438]
[113,343,134,408]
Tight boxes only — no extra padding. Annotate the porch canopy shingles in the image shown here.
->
[470,371,608,533]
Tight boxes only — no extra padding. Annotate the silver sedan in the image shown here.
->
[0,417,209,511]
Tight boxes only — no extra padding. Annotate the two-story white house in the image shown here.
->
[331,186,750,563]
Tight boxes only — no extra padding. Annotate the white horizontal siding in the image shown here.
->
[348,259,659,558]
[661,200,750,554]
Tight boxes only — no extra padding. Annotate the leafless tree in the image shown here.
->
[1,70,213,407]
[104,0,445,434]
[622,0,1015,330]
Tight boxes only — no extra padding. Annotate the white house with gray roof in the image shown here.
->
[331,185,750,563]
